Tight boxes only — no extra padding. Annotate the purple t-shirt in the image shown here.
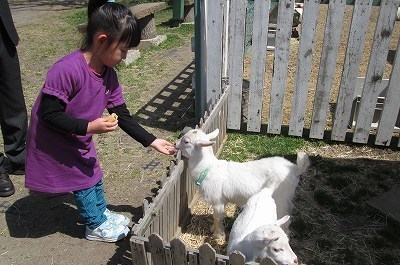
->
[25,50,125,193]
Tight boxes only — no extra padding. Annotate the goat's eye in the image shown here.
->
[184,138,190,144]
[273,248,282,252]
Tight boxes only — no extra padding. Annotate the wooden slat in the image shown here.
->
[353,0,399,143]
[168,186,174,238]
[228,251,245,265]
[176,170,181,234]
[165,248,172,265]
[203,86,230,130]
[222,0,230,80]
[289,0,320,136]
[205,0,223,107]
[331,0,374,141]
[130,239,148,265]
[227,0,247,130]
[170,237,187,264]
[172,182,178,236]
[309,0,346,139]
[149,234,166,265]
[188,251,199,265]
[167,191,172,239]
[199,243,216,265]
[161,195,167,239]
[143,198,149,216]
[375,39,400,146]
[267,0,295,134]
[247,0,271,132]
[197,0,207,117]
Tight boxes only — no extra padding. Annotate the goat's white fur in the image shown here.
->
[397,7,400,21]
[227,189,298,264]
[176,128,309,237]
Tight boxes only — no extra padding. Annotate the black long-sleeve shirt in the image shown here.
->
[38,94,156,147]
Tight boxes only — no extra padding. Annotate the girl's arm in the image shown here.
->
[39,94,117,135]
[107,103,156,147]
[39,94,89,135]
[107,103,176,154]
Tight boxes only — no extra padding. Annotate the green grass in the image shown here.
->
[65,7,87,26]
[219,132,323,162]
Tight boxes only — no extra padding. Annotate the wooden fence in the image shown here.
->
[196,0,400,147]
[131,234,276,265]
[130,87,238,264]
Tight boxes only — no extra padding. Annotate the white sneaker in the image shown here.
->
[104,208,130,226]
[85,220,129,242]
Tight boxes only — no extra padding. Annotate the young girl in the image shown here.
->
[25,0,176,242]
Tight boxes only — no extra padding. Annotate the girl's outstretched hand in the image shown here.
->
[87,117,118,134]
[150,139,177,155]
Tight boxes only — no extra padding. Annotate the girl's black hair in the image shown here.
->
[82,0,141,50]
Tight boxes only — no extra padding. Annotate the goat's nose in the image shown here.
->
[294,258,299,264]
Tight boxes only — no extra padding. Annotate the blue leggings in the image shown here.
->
[73,180,107,229]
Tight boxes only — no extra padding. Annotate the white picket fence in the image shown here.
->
[197,0,400,146]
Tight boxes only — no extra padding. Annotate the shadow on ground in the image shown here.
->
[4,192,144,264]
[133,61,197,132]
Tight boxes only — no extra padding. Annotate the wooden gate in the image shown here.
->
[196,0,400,146]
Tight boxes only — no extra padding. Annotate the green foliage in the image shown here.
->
[65,8,87,26]
[219,132,319,162]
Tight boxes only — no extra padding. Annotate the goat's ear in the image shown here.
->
[195,140,215,148]
[206,129,219,140]
[275,215,290,227]
[255,232,279,248]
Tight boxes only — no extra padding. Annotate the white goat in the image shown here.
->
[227,188,298,264]
[175,128,309,237]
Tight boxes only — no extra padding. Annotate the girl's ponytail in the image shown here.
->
[87,0,108,19]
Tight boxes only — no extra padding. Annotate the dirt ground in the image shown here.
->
[1,1,195,265]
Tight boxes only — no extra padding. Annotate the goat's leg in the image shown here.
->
[211,204,225,238]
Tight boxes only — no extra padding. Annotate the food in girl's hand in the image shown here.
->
[107,113,118,122]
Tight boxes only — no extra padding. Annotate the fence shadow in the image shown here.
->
[133,61,197,132]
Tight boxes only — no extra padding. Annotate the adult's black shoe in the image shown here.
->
[0,172,15,197]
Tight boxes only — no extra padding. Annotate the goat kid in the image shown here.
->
[175,128,309,238]
[227,188,298,264]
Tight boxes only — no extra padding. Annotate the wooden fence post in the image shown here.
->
[199,243,216,265]
[353,0,399,143]
[228,251,245,265]
[171,238,187,264]
[131,238,148,265]
[149,234,167,265]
